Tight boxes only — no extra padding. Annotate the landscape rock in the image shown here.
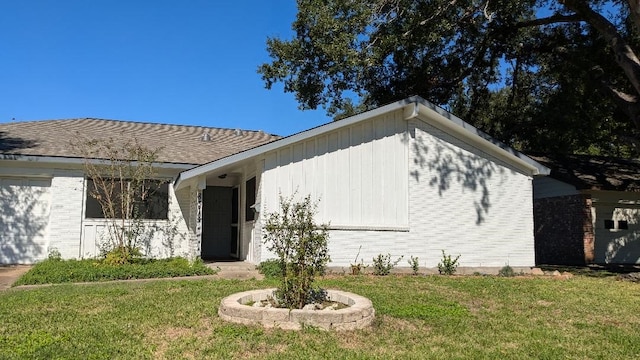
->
[561,272,574,279]
[530,268,544,276]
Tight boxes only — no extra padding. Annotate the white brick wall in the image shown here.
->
[47,172,85,259]
[407,119,534,267]
[256,116,535,268]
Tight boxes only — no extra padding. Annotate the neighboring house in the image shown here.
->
[532,155,640,266]
[1,96,550,267]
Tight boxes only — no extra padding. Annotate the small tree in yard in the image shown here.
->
[263,194,330,309]
[75,137,165,264]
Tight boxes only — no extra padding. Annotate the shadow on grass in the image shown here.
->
[539,264,640,278]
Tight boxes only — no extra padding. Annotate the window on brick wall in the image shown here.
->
[85,179,169,220]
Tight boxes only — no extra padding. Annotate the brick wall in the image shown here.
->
[534,194,594,265]
[48,173,85,259]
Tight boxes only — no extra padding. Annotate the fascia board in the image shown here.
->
[0,154,196,170]
[408,100,550,176]
[174,100,410,190]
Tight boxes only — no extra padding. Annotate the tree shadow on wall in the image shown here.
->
[0,182,49,264]
[409,131,507,225]
[0,131,37,153]
[603,208,640,265]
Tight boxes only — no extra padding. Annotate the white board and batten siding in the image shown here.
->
[259,110,536,268]
[260,110,409,265]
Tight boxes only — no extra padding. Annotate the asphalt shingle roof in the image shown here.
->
[0,118,280,165]
[532,154,640,192]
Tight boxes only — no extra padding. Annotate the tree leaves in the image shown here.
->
[260,0,640,156]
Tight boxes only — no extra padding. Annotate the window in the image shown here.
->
[604,220,615,229]
[85,179,168,220]
[618,220,629,230]
[245,176,256,221]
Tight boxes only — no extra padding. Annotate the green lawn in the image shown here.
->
[1,275,639,359]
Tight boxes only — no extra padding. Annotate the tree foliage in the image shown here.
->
[260,0,640,156]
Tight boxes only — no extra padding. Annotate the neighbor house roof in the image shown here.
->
[175,96,550,189]
[531,154,640,192]
[0,118,279,165]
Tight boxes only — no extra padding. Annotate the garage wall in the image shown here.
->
[0,177,52,264]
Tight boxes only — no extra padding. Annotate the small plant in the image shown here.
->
[257,259,284,278]
[498,264,516,277]
[408,255,419,275]
[263,194,330,309]
[102,246,143,265]
[372,253,403,276]
[47,248,62,261]
[350,245,368,275]
[437,250,460,275]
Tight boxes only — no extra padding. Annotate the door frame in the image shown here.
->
[230,186,240,258]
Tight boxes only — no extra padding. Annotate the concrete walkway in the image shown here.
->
[206,261,264,280]
[0,265,31,290]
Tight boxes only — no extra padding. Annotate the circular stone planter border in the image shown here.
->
[218,288,375,331]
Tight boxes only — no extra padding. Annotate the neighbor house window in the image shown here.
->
[245,176,256,221]
[618,220,629,230]
[85,179,169,220]
[604,220,615,229]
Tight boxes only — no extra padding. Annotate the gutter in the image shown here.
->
[0,154,196,170]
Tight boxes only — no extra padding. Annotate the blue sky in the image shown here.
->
[0,1,332,136]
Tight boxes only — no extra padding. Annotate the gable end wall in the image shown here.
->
[407,118,535,267]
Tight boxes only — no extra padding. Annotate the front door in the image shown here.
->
[201,186,236,260]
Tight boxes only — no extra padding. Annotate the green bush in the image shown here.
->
[263,194,330,309]
[498,265,517,277]
[257,259,284,278]
[408,255,420,275]
[437,250,460,275]
[102,246,143,265]
[14,257,215,286]
[372,253,403,276]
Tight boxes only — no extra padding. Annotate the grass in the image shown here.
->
[1,275,639,359]
[13,257,215,286]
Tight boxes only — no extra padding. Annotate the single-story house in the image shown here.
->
[532,154,640,266]
[0,119,279,263]
[1,96,550,268]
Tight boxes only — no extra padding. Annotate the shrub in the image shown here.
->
[102,246,143,265]
[437,250,460,275]
[498,265,516,277]
[14,257,215,286]
[350,245,367,275]
[47,248,62,261]
[372,253,403,276]
[257,259,284,278]
[263,194,330,309]
[408,255,420,275]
